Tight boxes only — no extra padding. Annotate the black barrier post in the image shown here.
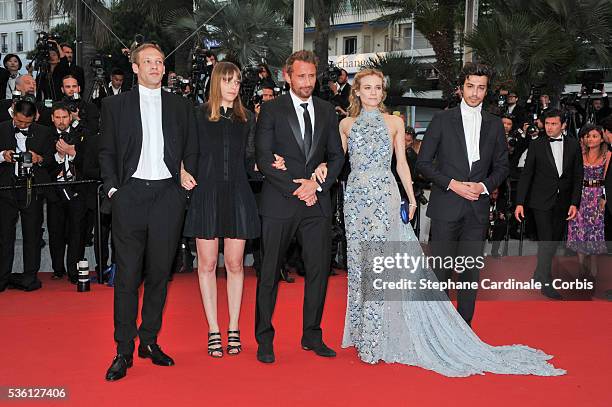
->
[96,183,104,284]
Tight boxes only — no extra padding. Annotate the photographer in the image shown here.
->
[488,187,509,257]
[330,69,350,119]
[36,39,71,102]
[0,100,55,292]
[504,91,526,125]
[61,75,100,135]
[0,75,52,127]
[46,103,90,283]
[253,81,276,118]
[203,50,217,101]
[106,68,125,96]
[60,43,85,90]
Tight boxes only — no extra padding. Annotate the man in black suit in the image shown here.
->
[254,50,345,363]
[60,75,100,136]
[99,43,198,381]
[0,100,55,292]
[0,75,52,127]
[46,103,91,283]
[416,63,509,326]
[60,44,85,91]
[515,109,583,299]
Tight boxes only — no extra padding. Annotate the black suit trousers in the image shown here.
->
[531,203,567,283]
[111,178,186,355]
[0,194,43,288]
[430,207,487,324]
[256,208,331,347]
[46,195,87,279]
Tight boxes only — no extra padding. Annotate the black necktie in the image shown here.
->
[300,103,312,158]
[548,137,562,143]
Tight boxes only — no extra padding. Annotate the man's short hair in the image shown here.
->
[261,80,275,91]
[14,100,37,118]
[601,115,612,132]
[51,102,70,116]
[60,43,72,50]
[543,108,563,122]
[130,43,165,65]
[405,126,416,136]
[111,68,125,77]
[458,62,494,87]
[501,113,514,122]
[62,74,78,85]
[285,50,318,75]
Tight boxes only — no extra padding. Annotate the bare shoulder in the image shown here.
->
[339,116,356,135]
[382,113,404,133]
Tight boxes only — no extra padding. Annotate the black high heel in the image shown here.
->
[227,330,242,355]
[208,332,223,358]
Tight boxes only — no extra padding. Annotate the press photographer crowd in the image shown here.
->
[0,35,610,308]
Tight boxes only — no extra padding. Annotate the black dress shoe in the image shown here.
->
[105,354,133,381]
[280,268,295,283]
[301,342,336,357]
[138,343,174,366]
[541,284,563,300]
[256,345,275,363]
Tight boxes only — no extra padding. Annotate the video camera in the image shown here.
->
[164,75,192,97]
[32,31,61,72]
[90,55,107,80]
[318,62,342,101]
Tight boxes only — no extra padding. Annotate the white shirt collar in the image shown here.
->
[460,98,482,114]
[289,90,313,110]
[57,127,70,134]
[139,85,161,98]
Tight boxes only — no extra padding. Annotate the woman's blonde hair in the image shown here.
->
[347,68,387,117]
[206,61,248,123]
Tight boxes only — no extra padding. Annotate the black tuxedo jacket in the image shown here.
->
[416,106,509,223]
[0,68,8,98]
[98,87,198,197]
[0,120,55,199]
[516,136,583,211]
[255,93,345,219]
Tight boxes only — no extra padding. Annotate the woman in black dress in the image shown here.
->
[184,62,260,357]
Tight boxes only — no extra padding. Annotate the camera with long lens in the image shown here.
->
[164,75,192,97]
[12,151,33,181]
[318,62,342,101]
[63,93,82,113]
[11,90,36,104]
[497,94,507,108]
[240,64,264,110]
[191,48,210,75]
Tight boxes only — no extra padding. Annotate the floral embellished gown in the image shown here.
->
[341,108,566,377]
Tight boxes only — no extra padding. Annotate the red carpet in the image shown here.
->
[0,264,610,407]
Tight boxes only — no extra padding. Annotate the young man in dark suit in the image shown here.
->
[515,109,583,299]
[99,43,198,381]
[416,63,509,326]
[254,50,345,363]
[0,100,55,292]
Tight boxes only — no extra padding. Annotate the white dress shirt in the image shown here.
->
[132,85,171,180]
[289,90,315,139]
[549,135,564,176]
[108,82,122,95]
[5,73,19,99]
[54,127,76,166]
[460,99,482,170]
[0,126,28,175]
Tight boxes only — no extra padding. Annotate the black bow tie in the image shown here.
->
[548,137,562,143]
[14,127,29,136]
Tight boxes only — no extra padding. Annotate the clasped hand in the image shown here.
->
[271,154,320,206]
[449,180,484,201]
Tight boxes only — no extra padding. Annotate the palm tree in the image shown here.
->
[165,0,292,68]
[363,52,429,98]
[467,0,612,98]
[377,0,463,99]
[32,0,113,99]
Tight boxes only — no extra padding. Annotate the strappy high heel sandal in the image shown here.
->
[208,332,223,358]
[227,330,242,355]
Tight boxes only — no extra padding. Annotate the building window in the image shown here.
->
[344,36,357,55]
[16,31,23,52]
[15,0,23,20]
[1,33,7,53]
[363,35,372,53]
